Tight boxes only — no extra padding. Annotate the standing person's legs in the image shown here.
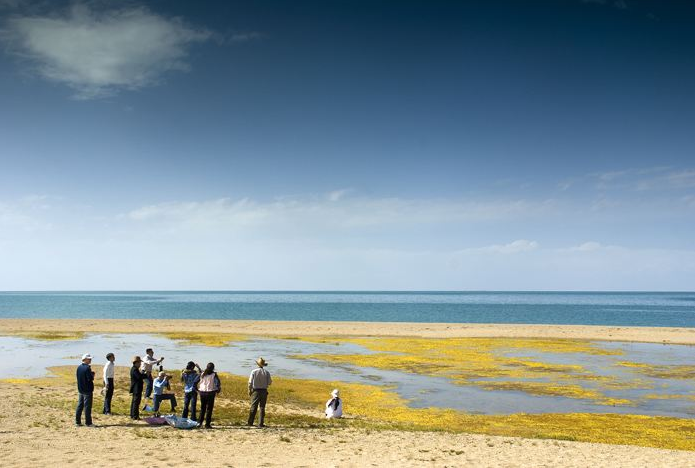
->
[182,391,192,418]
[76,393,85,425]
[144,373,153,398]
[204,394,215,428]
[183,391,197,420]
[197,392,209,426]
[258,389,268,427]
[84,392,93,426]
[103,378,114,414]
[131,391,142,419]
[248,390,260,425]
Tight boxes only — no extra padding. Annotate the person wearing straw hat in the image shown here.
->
[75,353,95,426]
[325,389,343,419]
[129,356,146,420]
[247,357,272,427]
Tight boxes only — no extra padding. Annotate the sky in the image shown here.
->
[0,0,694,290]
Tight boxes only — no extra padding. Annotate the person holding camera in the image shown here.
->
[181,361,202,420]
[152,371,178,416]
[140,348,164,399]
[129,356,145,420]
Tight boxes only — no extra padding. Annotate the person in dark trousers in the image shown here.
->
[140,348,164,400]
[102,352,115,415]
[196,362,221,429]
[247,357,272,427]
[152,371,178,416]
[181,361,202,420]
[129,356,145,420]
[75,353,95,426]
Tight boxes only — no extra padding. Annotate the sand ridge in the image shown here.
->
[1,318,695,344]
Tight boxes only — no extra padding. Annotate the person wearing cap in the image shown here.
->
[102,353,115,415]
[75,353,95,426]
[140,348,164,399]
[152,371,178,416]
[181,361,202,420]
[196,362,221,429]
[325,389,343,419]
[129,356,146,420]
[247,357,272,427]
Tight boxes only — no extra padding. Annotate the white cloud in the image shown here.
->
[123,196,552,236]
[456,239,539,255]
[3,4,212,98]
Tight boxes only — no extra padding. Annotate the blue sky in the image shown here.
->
[0,0,694,290]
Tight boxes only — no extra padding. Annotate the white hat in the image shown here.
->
[82,353,93,360]
[331,389,339,397]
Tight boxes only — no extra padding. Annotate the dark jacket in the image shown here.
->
[130,365,145,394]
[76,363,94,394]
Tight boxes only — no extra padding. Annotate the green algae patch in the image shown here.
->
[5,331,87,341]
[159,332,248,347]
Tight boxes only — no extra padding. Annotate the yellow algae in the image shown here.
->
[5,331,86,341]
[618,362,695,380]
[292,337,673,405]
[645,393,695,401]
[160,332,247,347]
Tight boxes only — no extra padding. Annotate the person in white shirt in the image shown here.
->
[140,348,164,399]
[102,353,115,415]
[247,357,272,427]
[325,389,343,419]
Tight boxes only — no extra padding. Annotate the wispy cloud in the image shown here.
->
[3,4,212,99]
[456,239,539,255]
[124,196,553,236]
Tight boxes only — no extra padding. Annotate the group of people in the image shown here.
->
[75,348,343,429]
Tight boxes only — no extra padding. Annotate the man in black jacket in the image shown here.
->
[129,356,145,420]
[75,353,95,426]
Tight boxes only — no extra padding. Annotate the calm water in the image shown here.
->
[1,291,694,326]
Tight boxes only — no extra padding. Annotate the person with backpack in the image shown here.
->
[181,361,202,420]
[325,388,343,419]
[196,362,221,429]
[247,357,272,427]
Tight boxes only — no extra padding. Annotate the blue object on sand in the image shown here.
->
[164,415,199,429]
[143,404,154,412]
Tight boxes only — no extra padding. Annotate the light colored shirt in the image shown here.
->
[153,377,169,395]
[325,397,343,419]
[248,367,272,390]
[103,361,114,383]
[140,355,159,373]
[198,373,220,392]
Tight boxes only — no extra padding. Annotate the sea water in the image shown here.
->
[0,291,694,326]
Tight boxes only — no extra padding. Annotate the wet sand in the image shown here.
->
[1,318,694,344]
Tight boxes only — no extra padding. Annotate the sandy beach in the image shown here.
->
[1,319,695,467]
[1,318,695,344]
[1,376,694,468]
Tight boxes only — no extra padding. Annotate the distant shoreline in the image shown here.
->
[1,319,694,345]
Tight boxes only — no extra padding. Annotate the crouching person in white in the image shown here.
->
[325,389,343,419]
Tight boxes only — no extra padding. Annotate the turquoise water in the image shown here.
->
[0,291,694,326]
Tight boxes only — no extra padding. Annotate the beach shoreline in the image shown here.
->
[1,318,694,344]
